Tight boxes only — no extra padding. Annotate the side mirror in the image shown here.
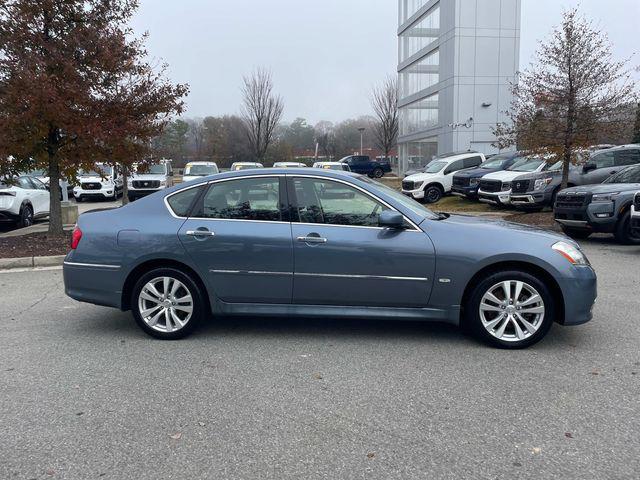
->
[583,163,596,173]
[378,210,405,229]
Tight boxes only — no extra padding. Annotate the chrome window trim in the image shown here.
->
[295,272,429,282]
[164,174,285,221]
[289,174,421,231]
[63,261,121,270]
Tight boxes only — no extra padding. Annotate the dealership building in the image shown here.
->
[397,0,521,173]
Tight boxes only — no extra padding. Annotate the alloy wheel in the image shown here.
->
[137,276,194,333]
[479,280,545,342]
[22,206,33,227]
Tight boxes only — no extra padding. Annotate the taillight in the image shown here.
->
[71,226,83,249]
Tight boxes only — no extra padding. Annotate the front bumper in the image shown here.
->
[555,201,618,233]
[511,190,553,208]
[402,188,424,200]
[478,190,511,205]
[451,185,479,198]
[557,266,597,326]
[74,186,116,199]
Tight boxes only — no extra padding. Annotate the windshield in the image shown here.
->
[508,158,545,172]
[604,166,640,184]
[185,164,218,176]
[424,161,446,174]
[548,161,563,171]
[79,166,112,177]
[136,164,167,175]
[360,176,439,220]
[481,155,518,169]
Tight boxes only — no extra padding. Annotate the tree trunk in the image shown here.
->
[121,165,129,205]
[47,153,64,235]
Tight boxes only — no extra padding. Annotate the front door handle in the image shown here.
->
[297,235,327,244]
[185,229,215,237]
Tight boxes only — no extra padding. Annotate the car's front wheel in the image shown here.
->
[131,268,206,339]
[423,185,443,203]
[614,211,640,245]
[465,271,555,348]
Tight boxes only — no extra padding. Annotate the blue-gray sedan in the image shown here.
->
[63,169,597,348]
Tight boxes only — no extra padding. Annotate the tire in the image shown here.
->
[614,210,640,245]
[550,188,559,210]
[18,204,34,228]
[76,196,83,203]
[423,185,443,204]
[561,226,591,240]
[372,168,384,178]
[131,268,206,340]
[464,270,555,349]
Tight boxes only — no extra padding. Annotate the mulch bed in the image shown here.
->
[507,211,561,232]
[0,232,72,259]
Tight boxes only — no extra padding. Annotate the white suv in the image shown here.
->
[127,160,174,202]
[73,164,123,202]
[401,152,485,203]
[182,162,219,183]
[631,191,640,238]
[477,157,551,206]
[0,175,50,227]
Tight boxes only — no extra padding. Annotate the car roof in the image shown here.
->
[186,161,217,165]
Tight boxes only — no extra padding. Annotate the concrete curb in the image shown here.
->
[0,255,65,270]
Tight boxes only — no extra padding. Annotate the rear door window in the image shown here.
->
[196,177,282,222]
[592,152,615,168]
[463,156,483,168]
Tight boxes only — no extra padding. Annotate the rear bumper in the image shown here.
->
[0,209,20,222]
[557,266,597,326]
[63,256,124,309]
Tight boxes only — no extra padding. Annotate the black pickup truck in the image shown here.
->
[339,155,392,178]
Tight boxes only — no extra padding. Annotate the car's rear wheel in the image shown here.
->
[465,271,555,349]
[131,268,205,339]
[423,185,443,203]
[372,168,384,178]
[561,226,591,239]
[614,211,640,245]
[18,204,34,228]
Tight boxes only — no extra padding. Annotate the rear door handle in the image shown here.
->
[186,230,215,237]
[297,236,327,244]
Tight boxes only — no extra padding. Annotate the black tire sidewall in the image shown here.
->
[19,204,33,227]
[615,211,640,245]
[465,270,555,349]
[373,168,383,178]
[424,185,442,203]
[131,268,205,339]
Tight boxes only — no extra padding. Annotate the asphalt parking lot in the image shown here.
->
[1,239,639,480]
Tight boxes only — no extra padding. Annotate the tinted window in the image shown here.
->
[17,177,32,189]
[198,177,281,221]
[604,165,640,184]
[29,177,47,190]
[463,156,483,168]
[293,178,388,227]
[592,152,615,168]
[444,160,465,175]
[614,149,640,167]
[167,186,203,217]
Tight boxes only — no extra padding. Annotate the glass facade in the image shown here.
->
[399,137,439,172]
[399,0,432,24]
[399,5,440,62]
[399,93,439,137]
[398,49,439,99]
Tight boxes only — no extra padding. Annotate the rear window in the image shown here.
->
[167,186,203,217]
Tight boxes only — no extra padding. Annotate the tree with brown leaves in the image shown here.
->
[0,0,188,232]
[240,69,284,162]
[370,76,399,160]
[493,8,637,188]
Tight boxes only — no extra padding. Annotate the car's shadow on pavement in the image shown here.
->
[75,309,592,351]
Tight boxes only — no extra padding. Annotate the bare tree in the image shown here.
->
[187,118,206,160]
[370,76,399,159]
[494,8,637,188]
[240,69,284,162]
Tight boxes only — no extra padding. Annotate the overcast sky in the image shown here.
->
[131,0,639,124]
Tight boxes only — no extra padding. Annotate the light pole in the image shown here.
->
[358,127,366,155]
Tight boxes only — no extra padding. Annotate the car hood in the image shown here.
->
[78,175,111,183]
[481,170,538,181]
[435,213,569,243]
[512,170,561,181]
[454,167,499,178]
[129,174,166,181]
[561,183,640,195]
[404,171,442,181]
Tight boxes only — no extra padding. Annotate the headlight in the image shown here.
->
[534,177,553,191]
[127,179,133,186]
[159,180,167,187]
[552,241,590,266]
[469,178,479,186]
[592,192,619,202]
[501,182,511,191]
